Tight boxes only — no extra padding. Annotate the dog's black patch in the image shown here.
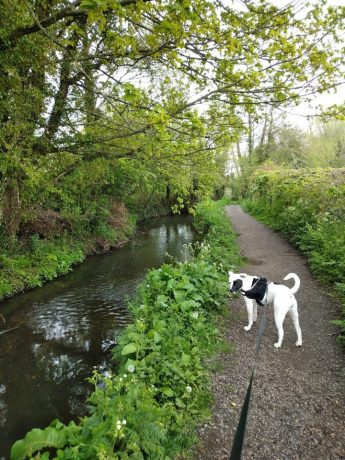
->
[242,278,268,306]
[230,279,243,292]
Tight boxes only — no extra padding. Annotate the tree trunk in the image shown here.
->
[42,22,85,143]
[259,111,268,147]
[267,107,274,144]
[83,32,97,126]
[2,177,23,240]
[248,112,254,156]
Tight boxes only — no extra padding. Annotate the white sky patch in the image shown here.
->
[235,0,345,131]
[278,84,345,130]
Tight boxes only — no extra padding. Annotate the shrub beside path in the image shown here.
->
[194,205,345,460]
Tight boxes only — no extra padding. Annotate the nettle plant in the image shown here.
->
[117,260,226,401]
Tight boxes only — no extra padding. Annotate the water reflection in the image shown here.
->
[0,215,198,459]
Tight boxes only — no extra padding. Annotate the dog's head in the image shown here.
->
[228,271,247,293]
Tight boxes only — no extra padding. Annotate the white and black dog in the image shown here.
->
[228,271,302,348]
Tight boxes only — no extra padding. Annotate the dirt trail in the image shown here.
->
[194,205,345,460]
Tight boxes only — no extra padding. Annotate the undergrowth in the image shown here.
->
[11,200,241,460]
[0,210,136,302]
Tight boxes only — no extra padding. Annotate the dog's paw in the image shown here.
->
[274,342,281,348]
[295,341,302,347]
[244,325,252,331]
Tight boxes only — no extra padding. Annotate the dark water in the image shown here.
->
[0,215,198,458]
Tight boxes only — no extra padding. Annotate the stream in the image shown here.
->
[0,215,199,459]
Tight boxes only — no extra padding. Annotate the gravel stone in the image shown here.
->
[193,205,345,460]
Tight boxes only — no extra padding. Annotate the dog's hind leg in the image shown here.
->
[244,298,255,331]
[289,302,302,346]
[274,311,285,348]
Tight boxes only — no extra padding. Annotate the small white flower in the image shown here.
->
[140,304,145,309]
[123,374,127,378]
[127,364,135,373]
[191,311,199,319]
[122,419,127,425]
[103,371,111,378]
[186,385,192,393]
[119,377,123,382]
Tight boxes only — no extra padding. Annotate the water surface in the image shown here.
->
[0,215,198,458]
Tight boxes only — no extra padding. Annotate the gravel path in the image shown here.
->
[194,205,345,460]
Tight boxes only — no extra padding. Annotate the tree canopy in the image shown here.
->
[1,0,345,238]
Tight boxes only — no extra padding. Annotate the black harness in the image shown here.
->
[241,277,268,306]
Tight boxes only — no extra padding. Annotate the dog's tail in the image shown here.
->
[283,273,300,294]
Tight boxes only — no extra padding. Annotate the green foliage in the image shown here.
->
[11,199,240,459]
[301,120,345,168]
[228,116,345,191]
[0,238,85,299]
[2,0,345,247]
[193,199,243,269]
[0,199,137,301]
[11,421,81,460]
[241,168,345,344]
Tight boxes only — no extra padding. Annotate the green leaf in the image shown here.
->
[125,358,136,372]
[121,343,138,355]
[11,427,67,460]
[80,0,99,9]
[175,397,186,408]
[162,387,175,397]
[153,331,161,344]
[181,282,195,291]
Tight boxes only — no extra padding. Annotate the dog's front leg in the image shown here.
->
[244,298,255,331]
[253,303,257,323]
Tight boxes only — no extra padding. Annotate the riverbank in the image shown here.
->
[10,200,242,459]
[0,202,171,303]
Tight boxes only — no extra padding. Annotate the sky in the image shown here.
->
[268,0,345,130]
[220,0,345,130]
[285,88,345,130]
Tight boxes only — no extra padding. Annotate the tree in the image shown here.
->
[1,0,345,239]
[301,119,345,167]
